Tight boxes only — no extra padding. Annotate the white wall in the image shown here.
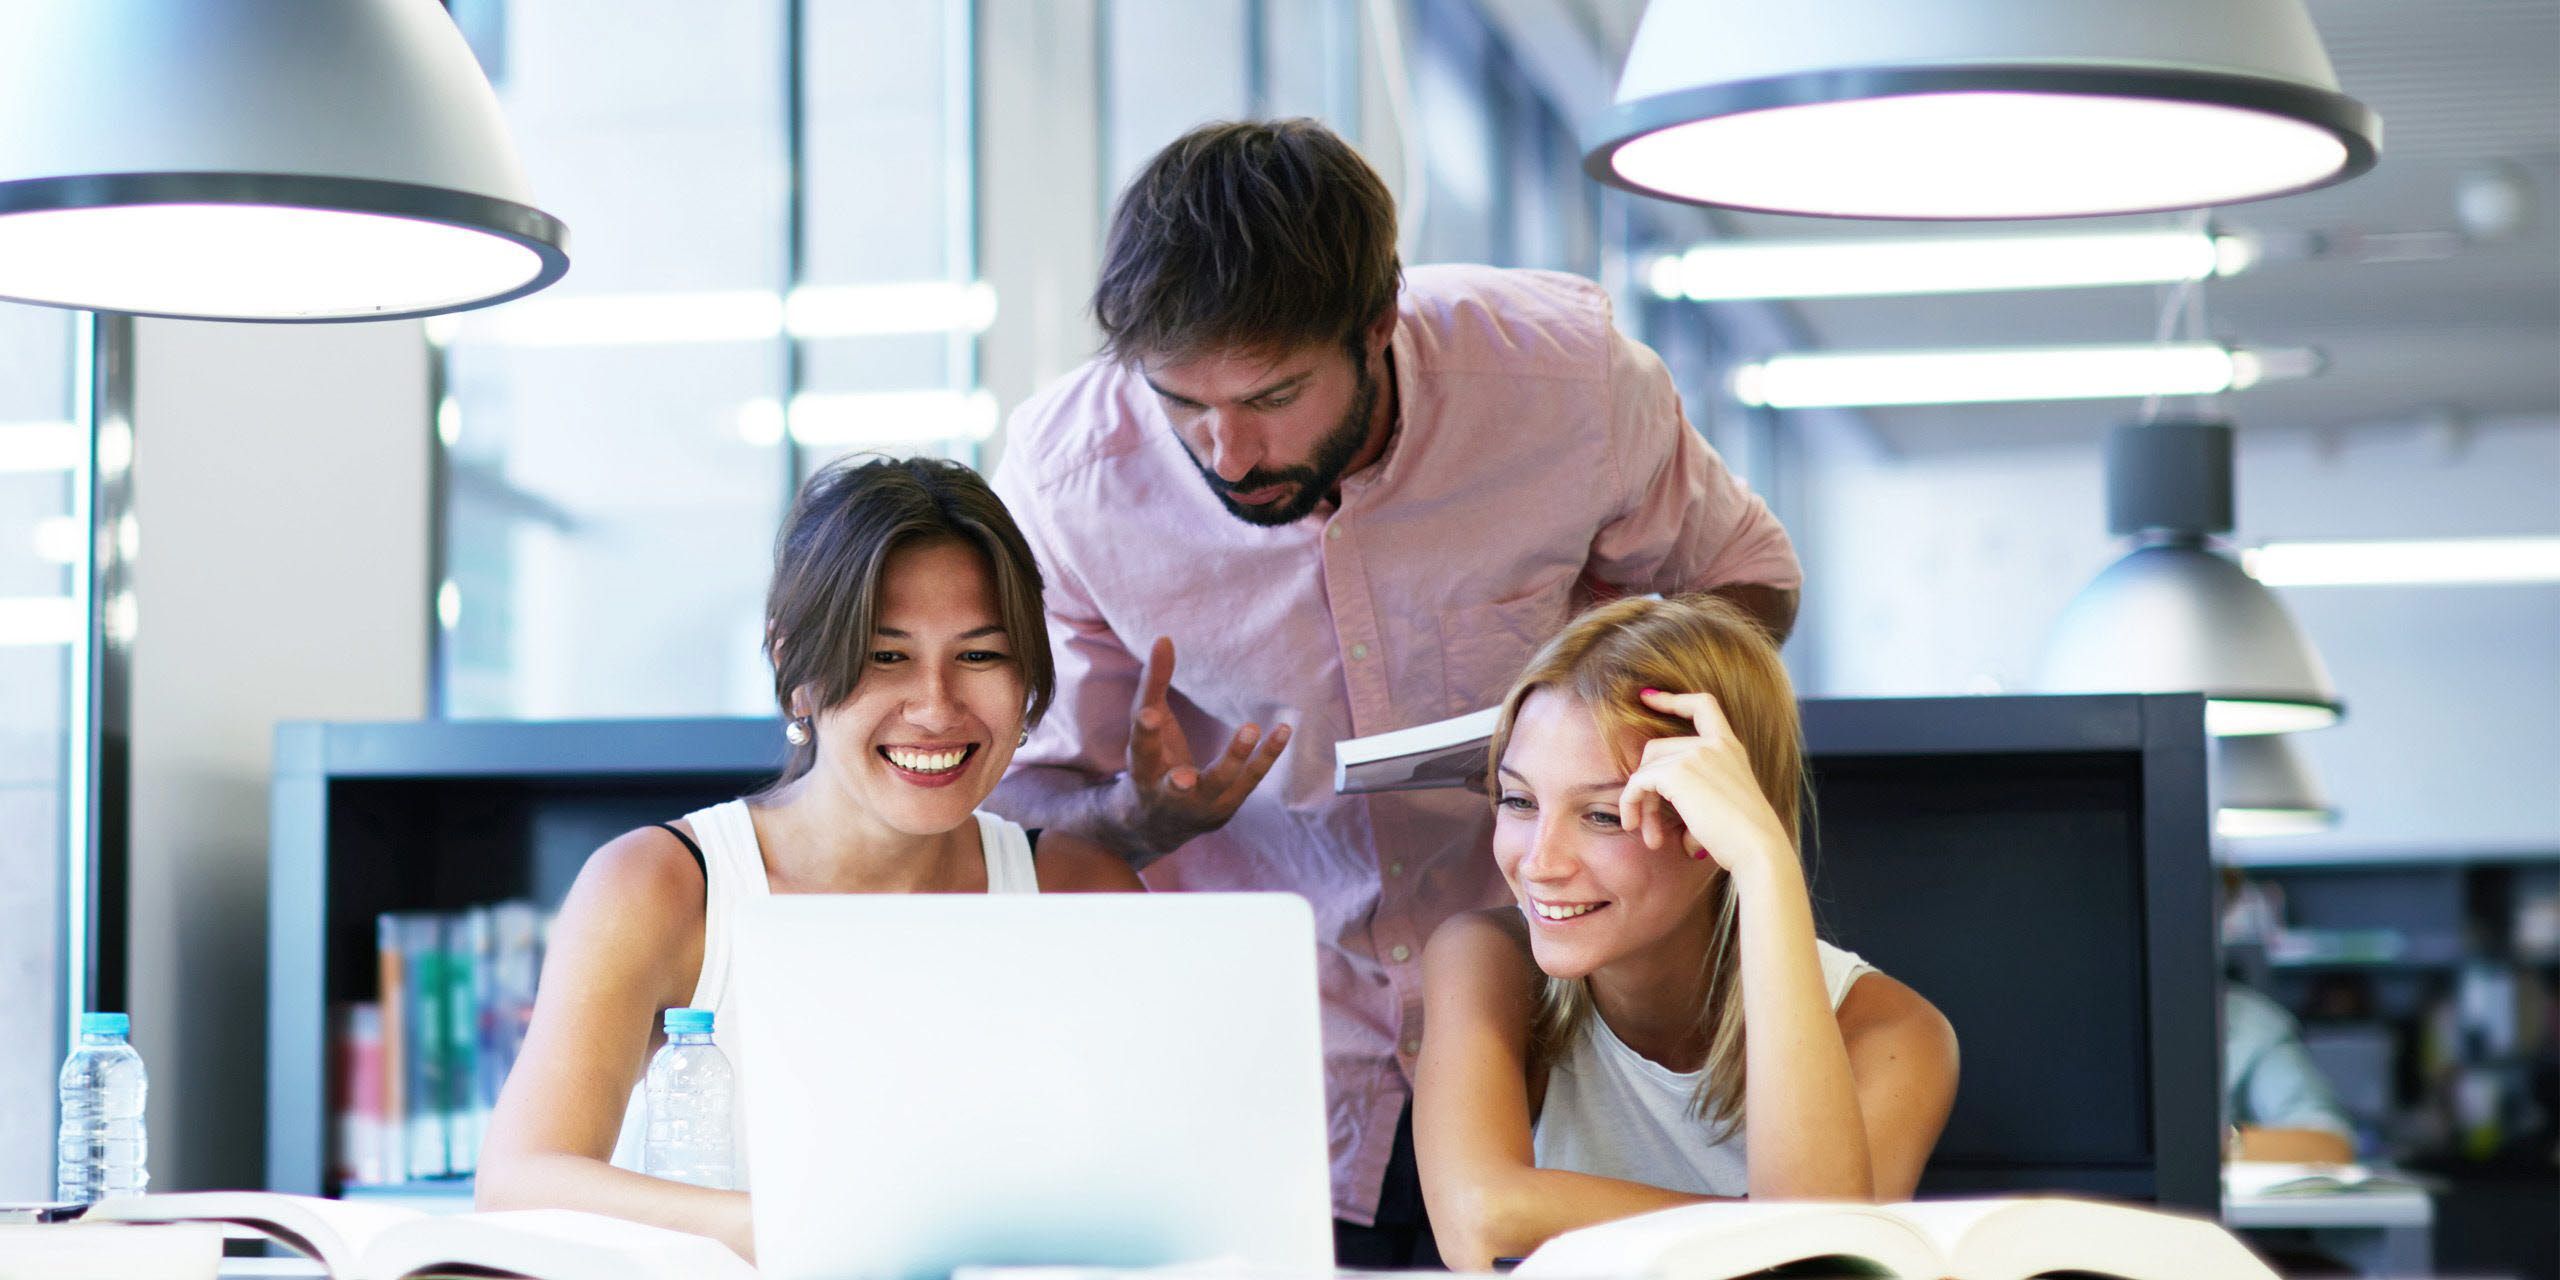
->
[126,318,430,1190]
[1800,415,2560,857]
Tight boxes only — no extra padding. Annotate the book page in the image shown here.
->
[1892,1198,2278,1280]
[7,1221,224,1280]
[1517,1202,1936,1280]
[83,1191,423,1275]
[364,1209,756,1280]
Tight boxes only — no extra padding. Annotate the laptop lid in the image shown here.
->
[733,892,1334,1280]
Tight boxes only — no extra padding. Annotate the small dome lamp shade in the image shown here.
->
[2215,734,2339,838]
[2036,421,2343,735]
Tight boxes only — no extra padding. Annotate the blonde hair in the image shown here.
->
[1483,595,1805,1134]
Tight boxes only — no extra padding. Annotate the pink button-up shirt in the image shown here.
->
[992,264,1800,1223]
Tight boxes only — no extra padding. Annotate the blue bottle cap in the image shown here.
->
[663,1007,714,1035]
[80,1012,130,1037]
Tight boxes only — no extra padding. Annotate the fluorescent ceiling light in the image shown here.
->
[441,281,997,348]
[787,282,998,338]
[32,516,81,565]
[1649,230,2256,301]
[784,390,1001,446]
[2242,537,2560,587]
[0,1,566,321]
[1732,344,2313,409]
[0,596,80,647]
[0,421,81,473]
[1584,0,2378,219]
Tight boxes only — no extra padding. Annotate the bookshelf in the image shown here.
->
[265,717,784,1197]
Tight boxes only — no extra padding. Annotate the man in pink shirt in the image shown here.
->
[989,120,1799,1265]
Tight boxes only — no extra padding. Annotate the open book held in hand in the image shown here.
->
[1513,1197,2280,1280]
[80,1191,755,1280]
[1334,706,1499,795]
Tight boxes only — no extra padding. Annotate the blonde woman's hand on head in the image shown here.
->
[1618,687,1795,885]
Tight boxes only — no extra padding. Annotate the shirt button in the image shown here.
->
[1403,1039,1421,1057]
[1351,643,1369,661]
[1387,861,1404,877]
[1390,944,1411,963]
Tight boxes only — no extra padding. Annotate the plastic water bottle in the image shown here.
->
[57,1012,149,1204]
[643,1007,735,1189]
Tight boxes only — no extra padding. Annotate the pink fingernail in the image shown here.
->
[1640,687,1661,697]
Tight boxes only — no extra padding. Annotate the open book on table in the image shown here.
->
[1513,1197,2280,1280]
[80,1191,754,1280]
[2222,1161,2432,1199]
[1334,705,1499,794]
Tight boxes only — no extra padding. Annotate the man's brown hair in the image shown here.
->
[1093,118,1402,363]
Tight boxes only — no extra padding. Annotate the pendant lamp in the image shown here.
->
[0,0,568,322]
[1586,0,2381,220]
[2037,420,2342,735]
[2215,734,2338,838]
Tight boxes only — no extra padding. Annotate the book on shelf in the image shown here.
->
[1511,1197,2280,1280]
[348,902,549,1190]
[2222,1161,2433,1199]
[80,1191,753,1280]
[1334,705,1500,795]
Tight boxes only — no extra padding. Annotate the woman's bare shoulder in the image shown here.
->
[1431,905,1533,957]
[572,825,709,915]
[547,826,710,1001]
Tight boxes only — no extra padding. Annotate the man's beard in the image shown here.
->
[1185,355,1380,528]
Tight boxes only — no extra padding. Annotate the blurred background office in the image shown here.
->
[0,0,2550,1274]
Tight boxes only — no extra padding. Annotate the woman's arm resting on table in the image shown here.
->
[474,828,756,1260]
[1833,973,1961,1201]
[1416,911,1727,1270]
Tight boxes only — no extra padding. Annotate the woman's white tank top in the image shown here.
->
[1529,940,1876,1198]
[607,799,1043,1184]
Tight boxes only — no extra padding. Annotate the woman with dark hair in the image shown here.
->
[476,456,1139,1259]
[1415,596,1959,1269]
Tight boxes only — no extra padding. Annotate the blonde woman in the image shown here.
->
[1415,597,1960,1268]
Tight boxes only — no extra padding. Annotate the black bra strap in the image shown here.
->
[654,822,708,880]
[1024,827,1043,860]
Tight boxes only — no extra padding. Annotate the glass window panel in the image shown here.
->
[0,301,76,1197]
[1261,0,1360,126]
[1411,0,1499,264]
[436,0,793,718]
[1104,0,1252,198]
[798,0,985,474]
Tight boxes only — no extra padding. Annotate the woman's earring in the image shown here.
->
[784,717,811,747]
[1018,729,1030,747]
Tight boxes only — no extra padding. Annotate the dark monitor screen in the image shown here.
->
[1798,696,2217,1212]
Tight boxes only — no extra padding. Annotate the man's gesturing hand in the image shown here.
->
[1113,636,1291,857]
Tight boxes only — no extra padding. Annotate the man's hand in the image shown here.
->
[1111,636,1291,857]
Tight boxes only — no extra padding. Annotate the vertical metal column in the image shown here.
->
[67,312,134,1025]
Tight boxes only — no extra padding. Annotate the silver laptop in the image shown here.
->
[732,893,1335,1280]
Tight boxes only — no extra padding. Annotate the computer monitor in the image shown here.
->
[1799,693,2219,1214]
